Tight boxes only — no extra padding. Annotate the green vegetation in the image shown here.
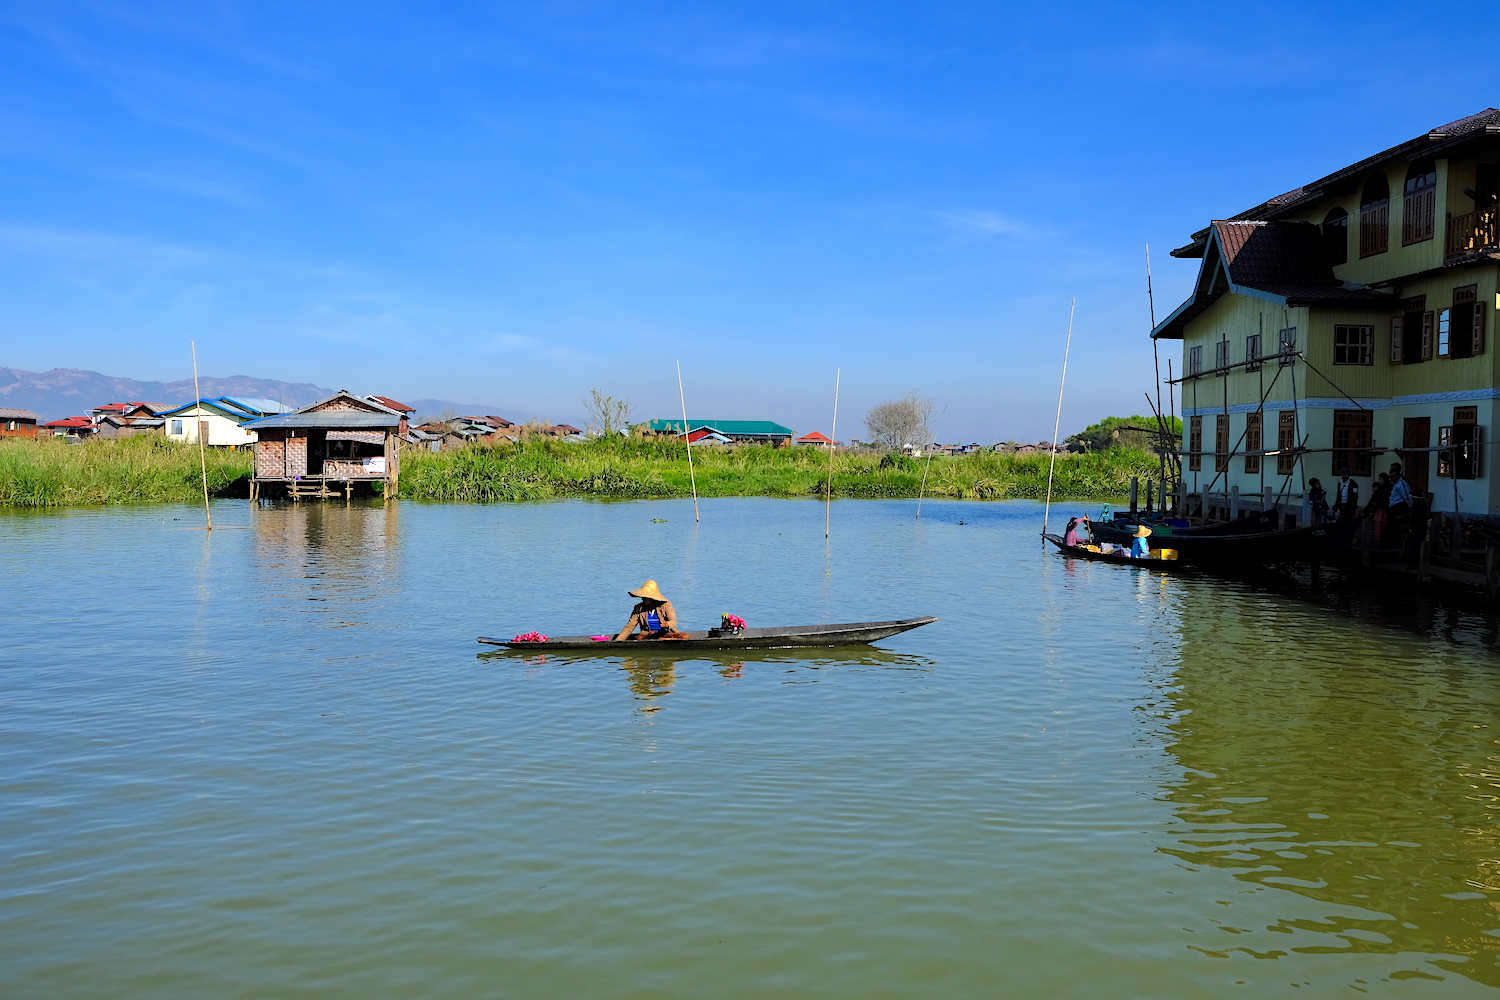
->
[0,435,251,507]
[396,438,1159,502]
[1065,414,1182,453]
[0,434,1161,507]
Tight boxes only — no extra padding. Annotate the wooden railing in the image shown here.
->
[1446,206,1500,256]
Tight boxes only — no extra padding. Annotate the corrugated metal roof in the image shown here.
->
[219,396,288,415]
[240,412,400,430]
[648,418,793,436]
[0,407,40,420]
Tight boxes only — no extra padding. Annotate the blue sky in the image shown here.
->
[0,2,1496,438]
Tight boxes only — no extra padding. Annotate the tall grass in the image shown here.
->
[0,434,1162,507]
[396,438,1161,502]
[0,436,251,507]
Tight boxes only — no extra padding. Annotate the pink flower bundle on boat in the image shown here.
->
[512,631,548,643]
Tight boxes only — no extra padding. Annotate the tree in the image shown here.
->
[864,391,934,451]
[1065,414,1183,453]
[582,389,633,437]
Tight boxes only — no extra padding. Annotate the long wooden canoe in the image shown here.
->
[1043,533,1194,570]
[1088,509,1278,543]
[1060,517,1360,566]
[478,616,939,650]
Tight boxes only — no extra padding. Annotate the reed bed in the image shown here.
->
[0,436,251,507]
[396,439,1159,502]
[0,435,1159,506]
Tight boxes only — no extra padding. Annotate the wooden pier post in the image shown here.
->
[1263,487,1275,528]
[1145,479,1154,516]
[1230,485,1239,520]
[1129,478,1139,518]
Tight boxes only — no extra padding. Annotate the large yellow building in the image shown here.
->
[1155,108,1500,520]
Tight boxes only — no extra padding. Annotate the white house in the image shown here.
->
[159,397,288,447]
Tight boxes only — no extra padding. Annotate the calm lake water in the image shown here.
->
[5,497,1500,998]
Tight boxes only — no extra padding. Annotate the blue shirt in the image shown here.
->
[1130,537,1150,558]
[1388,477,1411,506]
[646,610,661,630]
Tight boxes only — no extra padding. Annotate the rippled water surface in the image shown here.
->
[6,497,1500,998]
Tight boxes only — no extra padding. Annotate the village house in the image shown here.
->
[90,402,170,438]
[42,416,95,439]
[649,419,794,446]
[241,390,402,499]
[159,397,288,447]
[796,431,837,448]
[1154,107,1500,522]
[0,407,40,438]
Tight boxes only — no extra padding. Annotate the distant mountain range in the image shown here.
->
[0,367,533,424]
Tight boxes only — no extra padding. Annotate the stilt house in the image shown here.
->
[1155,108,1500,522]
[241,391,402,498]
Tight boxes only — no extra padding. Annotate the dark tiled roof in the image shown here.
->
[1173,108,1500,257]
[1152,221,1393,338]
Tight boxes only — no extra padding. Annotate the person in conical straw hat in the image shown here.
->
[615,580,685,641]
[1130,523,1152,559]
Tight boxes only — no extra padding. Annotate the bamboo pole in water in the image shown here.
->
[676,359,699,523]
[915,405,946,520]
[191,340,212,532]
[825,368,840,539]
[1041,298,1076,540]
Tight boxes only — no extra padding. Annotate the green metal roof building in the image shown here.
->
[648,418,794,443]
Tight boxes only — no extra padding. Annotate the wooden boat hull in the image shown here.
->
[1084,517,1360,565]
[1043,534,1192,569]
[1090,509,1277,543]
[478,616,939,650]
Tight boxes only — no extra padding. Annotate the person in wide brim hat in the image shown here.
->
[616,579,683,641]
[1130,523,1153,559]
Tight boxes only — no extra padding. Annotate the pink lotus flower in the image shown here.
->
[512,632,549,643]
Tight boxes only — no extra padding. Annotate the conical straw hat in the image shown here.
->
[629,579,667,601]
[1134,525,1153,538]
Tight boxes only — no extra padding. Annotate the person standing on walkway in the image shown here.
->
[1366,473,1391,542]
[1308,478,1329,524]
[1334,467,1360,521]
[1387,463,1413,548]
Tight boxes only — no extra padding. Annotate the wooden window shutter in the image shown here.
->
[1474,301,1486,355]
[1390,316,1403,363]
[1421,311,1434,360]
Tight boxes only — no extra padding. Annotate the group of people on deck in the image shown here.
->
[1308,462,1419,544]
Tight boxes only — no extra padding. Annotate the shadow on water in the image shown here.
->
[1154,580,1500,987]
[480,645,935,711]
[1204,562,1500,655]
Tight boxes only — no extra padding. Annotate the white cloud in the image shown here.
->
[929,209,1045,240]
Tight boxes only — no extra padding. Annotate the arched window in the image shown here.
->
[1322,207,1349,266]
[1359,172,1390,258]
[1402,160,1437,245]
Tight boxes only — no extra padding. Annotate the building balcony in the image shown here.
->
[1445,206,1500,257]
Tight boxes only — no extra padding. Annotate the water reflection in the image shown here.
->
[483,645,935,711]
[252,501,399,623]
[1159,581,1500,986]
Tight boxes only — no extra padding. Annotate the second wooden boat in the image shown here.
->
[478,616,939,650]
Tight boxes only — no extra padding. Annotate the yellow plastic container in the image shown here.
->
[1155,549,1179,561]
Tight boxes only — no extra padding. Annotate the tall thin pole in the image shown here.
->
[1041,298,1076,539]
[1146,243,1167,485]
[825,367,840,539]
[191,340,212,531]
[915,405,946,519]
[676,359,699,523]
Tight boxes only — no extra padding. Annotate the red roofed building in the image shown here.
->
[365,397,414,435]
[796,431,837,448]
[44,417,96,439]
